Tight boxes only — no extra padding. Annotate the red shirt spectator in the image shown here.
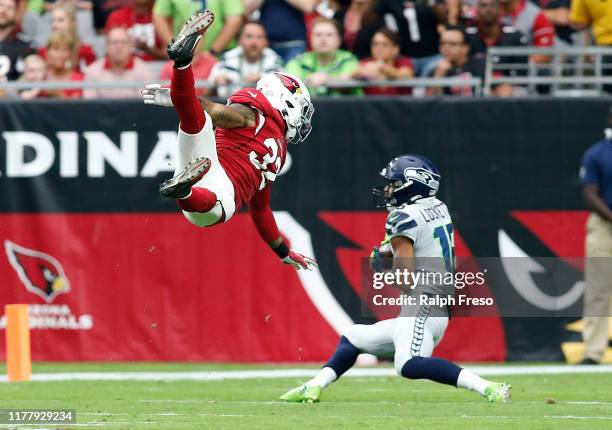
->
[359,56,414,95]
[105,0,164,60]
[160,52,217,96]
[59,70,84,98]
[354,29,415,96]
[44,32,84,98]
[38,44,96,70]
[38,4,97,71]
[500,0,555,47]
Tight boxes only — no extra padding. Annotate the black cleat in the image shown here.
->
[167,10,215,68]
[160,157,211,199]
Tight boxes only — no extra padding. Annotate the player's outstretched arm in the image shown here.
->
[141,84,257,129]
[390,236,416,292]
[249,187,317,271]
[198,98,257,129]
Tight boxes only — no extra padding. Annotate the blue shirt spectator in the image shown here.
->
[257,0,313,62]
[580,129,612,208]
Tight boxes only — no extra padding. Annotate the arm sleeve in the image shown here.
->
[532,13,555,47]
[385,209,419,244]
[249,186,282,243]
[580,148,600,186]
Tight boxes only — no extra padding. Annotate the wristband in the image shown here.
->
[272,242,290,259]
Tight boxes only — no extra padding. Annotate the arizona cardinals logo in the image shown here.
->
[275,73,302,94]
[4,240,70,303]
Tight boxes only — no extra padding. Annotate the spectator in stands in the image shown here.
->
[536,0,574,46]
[0,0,34,80]
[159,44,217,95]
[44,31,83,98]
[333,0,385,59]
[375,0,444,76]
[83,26,152,98]
[428,25,512,96]
[465,0,527,74]
[92,0,124,33]
[286,17,361,95]
[354,28,414,95]
[578,108,612,365]
[105,0,164,60]
[570,0,612,47]
[44,0,92,12]
[153,0,243,56]
[17,54,47,99]
[444,0,476,27]
[247,0,315,63]
[499,0,554,63]
[209,21,283,97]
[39,3,97,70]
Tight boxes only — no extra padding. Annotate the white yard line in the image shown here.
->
[462,415,612,420]
[0,365,610,383]
[544,415,612,420]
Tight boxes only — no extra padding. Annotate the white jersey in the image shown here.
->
[384,197,455,275]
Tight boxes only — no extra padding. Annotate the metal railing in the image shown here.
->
[0,77,482,96]
[484,46,612,96]
[2,46,612,98]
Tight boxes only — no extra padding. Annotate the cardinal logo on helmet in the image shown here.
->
[4,240,71,303]
[275,73,302,95]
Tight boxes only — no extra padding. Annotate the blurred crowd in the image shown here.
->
[0,0,608,99]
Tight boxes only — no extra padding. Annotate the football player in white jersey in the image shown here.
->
[280,154,511,403]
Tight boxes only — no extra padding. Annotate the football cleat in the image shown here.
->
[484,382,511,403]
[167,10,215,68]
[159,157,211,199]
[279,384,322,403]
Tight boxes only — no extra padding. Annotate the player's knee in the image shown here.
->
[342,325,366,349]
[399,356,425,379]
[394,351,415,375]
[183,205,223,227]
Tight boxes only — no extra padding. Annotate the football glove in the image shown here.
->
[142,84,173,107]
[370,239,393,273]
[282,250,318,271]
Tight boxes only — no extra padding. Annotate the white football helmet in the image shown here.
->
[256,72,314,144]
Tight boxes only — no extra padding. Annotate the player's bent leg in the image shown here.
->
[171,64,205,135]
[393,316,511,402]
[279,336,357,403]
[159,157,211,199]
[162,111,236,227]
[280,320,395,403]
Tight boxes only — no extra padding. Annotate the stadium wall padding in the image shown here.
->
[0,97,609,362]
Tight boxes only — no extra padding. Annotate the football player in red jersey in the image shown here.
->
[142,11,316,270]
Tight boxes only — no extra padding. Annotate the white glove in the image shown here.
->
[142,84,173,107]
[282,250,318,271]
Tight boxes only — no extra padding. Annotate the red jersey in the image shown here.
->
[216,88,288,211]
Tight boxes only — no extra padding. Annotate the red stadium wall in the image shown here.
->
[0,213,508,362]
[0,99,606,362]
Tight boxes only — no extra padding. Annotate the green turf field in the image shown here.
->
[0,363,611,429]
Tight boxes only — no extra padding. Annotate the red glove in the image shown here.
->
[282,250,318,270]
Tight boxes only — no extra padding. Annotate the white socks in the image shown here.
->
[456,369,490,396]
[307,367,337,389]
